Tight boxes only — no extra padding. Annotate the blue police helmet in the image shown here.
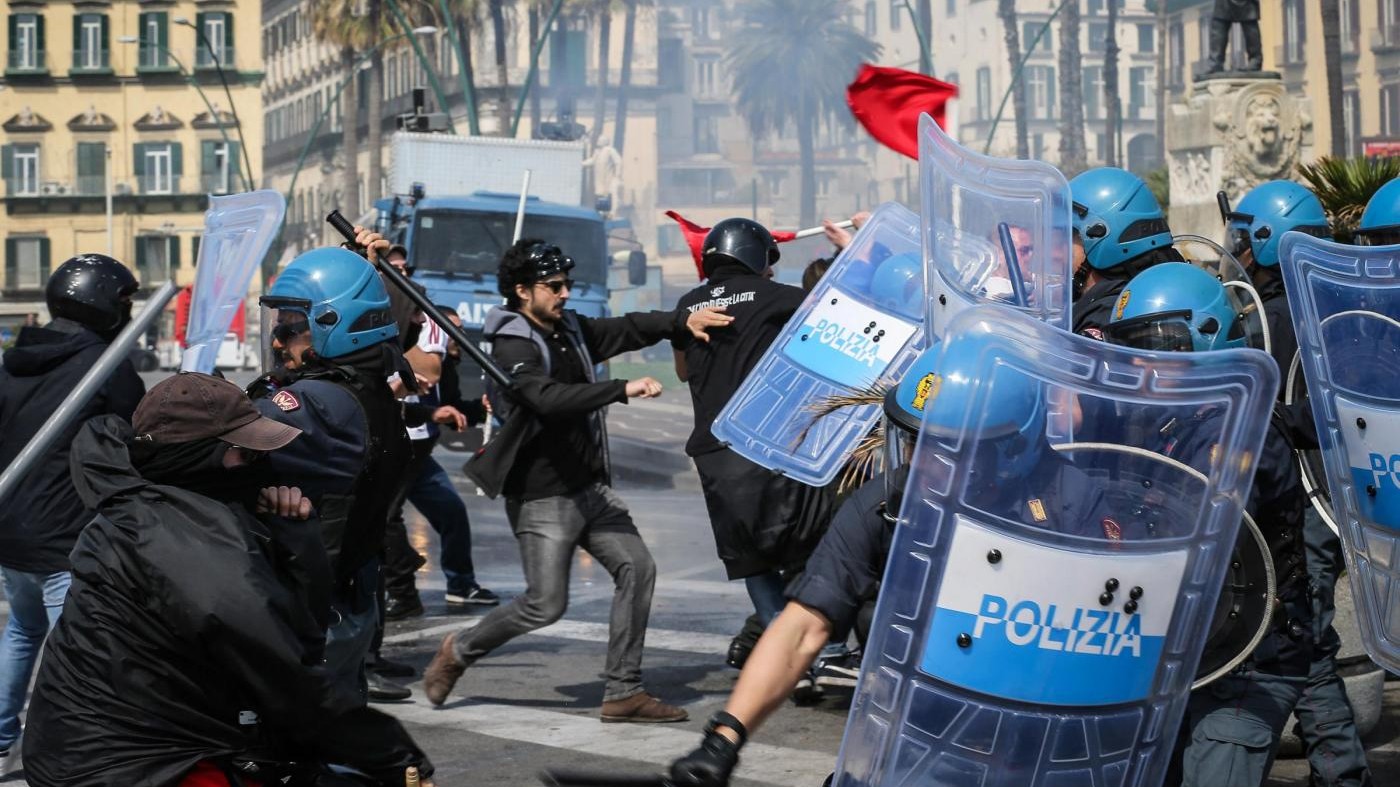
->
[1226,180,1330,267]
[262,247,398,359]
[884,335,1044,441]
[1356,177,1400,244]
[1070,167,1173,270]
[1104,262,1246,352]
[867,252,923,316]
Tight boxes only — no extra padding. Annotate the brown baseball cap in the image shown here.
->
[133,373,301,451]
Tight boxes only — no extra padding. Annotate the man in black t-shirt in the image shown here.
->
[673,219,835,664]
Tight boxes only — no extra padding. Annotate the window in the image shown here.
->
[694,115,719,154]
[134,142,182,194]
[202,141,240,193]
[1343,90,1361,158]
[1088,22,1108,53]
[890,0,902,30]
[1129,66,1153,119]
[139,12,168,69]
[1026,66,1055,120]
[817,172,833,199]
[1168,22,1185,87]
[695,56,719,97]
[74,14,108,71]
[7,13,45,71]
[1382,84,1400,137]
[1137,23,1154,54]
[4,237,49,290]
[764,170,784,198]
[1083,66,1104,120]
[865,2,877,36]
[1284,0,1306,64]
[76,142,106,196]
[1383,0,1400,47]
[1024,21,1051,54]
[947,0,956,16]
[195,12,233,69]
[1,144,40,196]
[691,7,712,40]
[975,67,992,121]
[135,236,179,284]
[1341,0,1359,55]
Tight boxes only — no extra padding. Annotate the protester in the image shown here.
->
[421,238,730,722]
[0,254,144,776]
[21,373,435,787]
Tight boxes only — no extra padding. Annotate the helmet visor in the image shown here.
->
[260,302,312,373]
[1103,311,1196,352]
[1226,227,1253,259]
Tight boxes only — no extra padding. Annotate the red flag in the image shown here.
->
[665,211,798,280]
[846,63,959,160]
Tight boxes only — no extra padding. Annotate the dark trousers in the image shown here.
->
[1209,17,1262,71]
[382,439,480,598]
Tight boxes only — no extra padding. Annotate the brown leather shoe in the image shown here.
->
[422,634,467,706]
[599,692,689,723]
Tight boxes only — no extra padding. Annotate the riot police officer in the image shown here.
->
[1354,177,1400,246]
[667,336,1117,787]
[249,245,413,707]
[1070,167,1180,338]
[1105,262,1313,787]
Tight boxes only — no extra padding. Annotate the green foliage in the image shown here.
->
[1296,155,1400,242]
[1145,167,1169,209]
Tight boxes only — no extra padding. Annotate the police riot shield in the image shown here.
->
[1280,231,1400,673]
[834,306,1278,787]
[181,190,287,373]
[919,114,1073,339]
[710,202,925,486]
[1172,234,1270,354]
[1286,349,1341,534]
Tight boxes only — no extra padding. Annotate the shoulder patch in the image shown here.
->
[271,389,302,412]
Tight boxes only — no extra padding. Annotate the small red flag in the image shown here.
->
[846,63,959,161]
[665,211,797,280]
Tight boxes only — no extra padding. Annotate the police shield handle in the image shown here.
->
[325,210,516,393]
[0,280,180,508]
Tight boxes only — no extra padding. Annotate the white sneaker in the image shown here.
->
[0,734,19,778]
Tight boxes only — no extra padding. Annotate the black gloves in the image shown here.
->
[669,730,740,787]
[669,712,748,787]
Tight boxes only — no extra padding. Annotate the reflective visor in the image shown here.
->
[1226,227,1253,258]
[1103,310,1196,352]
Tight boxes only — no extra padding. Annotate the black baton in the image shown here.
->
[326,210,515,391]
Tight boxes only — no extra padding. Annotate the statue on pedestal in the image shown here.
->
[1205,0,1262,75]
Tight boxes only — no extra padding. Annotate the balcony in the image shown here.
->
[76,175,107,196]
[1127,103,1156,121]
[5,49,46,75]
[194,46,235,71]
[3,178,40,197]
[200,174,235,194]
[137,175,182,195]
[1373,27,1400,53]
[137,46,178,73]
[71,49,112,75]
[1273,44,1306,68]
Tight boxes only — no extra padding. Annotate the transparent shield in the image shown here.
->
[710,203,925,486]
[833,305,1278,787]
[1172,234,1269,354]
[1285,348,1340,535]
[1280,230,1400,673]
[919,114,1073,340]
[181,190,288,373]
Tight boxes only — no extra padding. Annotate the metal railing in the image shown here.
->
[194,46,235,69]
[138,46,170,70]
[3,178,40,197]
[72,49,110,71]
[199,174,234,194]
[5,50,45,71]
[76,176,107,196]
[137,175,181,195]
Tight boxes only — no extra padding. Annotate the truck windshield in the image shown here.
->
[411,209,607,285]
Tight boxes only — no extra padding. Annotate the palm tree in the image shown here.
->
[997,0,1030,159]
[1103,0,1121,167]
[726,0,879,227]
[365,1,392,204]
[1057,1,1087,175]
[443,0,485,134]
[312,0,375,213]
[489,0,513,134]
[1298,156,1400,241]
[590,0,615,146]
[612,0,639,152]
[1321,0,1345,157]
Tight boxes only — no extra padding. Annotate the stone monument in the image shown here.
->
[1166,74,1313,238]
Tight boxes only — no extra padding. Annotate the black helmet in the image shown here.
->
[702,218,779,276]
[45,254,139,337]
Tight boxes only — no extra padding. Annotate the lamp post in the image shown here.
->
[174,16,256,190]
[117,35,247,192]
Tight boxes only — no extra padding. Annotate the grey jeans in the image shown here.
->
[451,483,657,702]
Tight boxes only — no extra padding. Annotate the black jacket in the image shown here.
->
[0,320,144,573]
[22,416,430,787]
[465,306,687,499]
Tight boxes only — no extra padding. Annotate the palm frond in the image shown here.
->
[1297,155,1400,241]
[800,382,892,495]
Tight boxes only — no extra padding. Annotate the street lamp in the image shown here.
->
[118,35,247,193]
[173,17,255,190]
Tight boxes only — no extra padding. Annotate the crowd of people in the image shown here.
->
[0,164,1390,787]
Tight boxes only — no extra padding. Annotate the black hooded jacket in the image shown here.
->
[0,320,144,572]
[21,416,430,787]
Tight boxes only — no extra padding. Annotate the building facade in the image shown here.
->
[1,0,263,332]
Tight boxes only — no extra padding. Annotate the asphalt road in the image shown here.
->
[0,371,1396,785]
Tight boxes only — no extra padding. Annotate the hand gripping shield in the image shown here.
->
[180,190,287,373]
[833,306,1278,787]
[920,114,1073,338]
[710,202,925,486]
[1280,231,1400,673]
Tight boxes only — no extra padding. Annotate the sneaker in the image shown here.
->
[0,746,14,779]
[422,634,468,706]
[791,669,823,704]
[814,651,862,688]
[599,693,688,723]
[445,586,500,608]
[384,593,425,621]
[367,672,412,703]
[369,654,417,679]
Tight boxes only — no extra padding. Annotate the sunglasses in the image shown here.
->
[534,278,574,294]
[272,319,311,344]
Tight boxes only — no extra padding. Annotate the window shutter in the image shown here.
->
[2,145,13,179]
[100,14,109,56]
[73,15,82,56]
[195,12,206,45]
[170,142,183,176]
[192,235,201,266]
[133,143,145,176]
[223,12,233,49]
[4,239,16,290]
[135,236,147,277]
[201,140,215,176]
[38,238,51,281]
[1047,69,1057,116]
[230,141,241,180]
[36,14,44,56]
[157,12,168,50]
[8,16,16,55]
[170,236,181,270]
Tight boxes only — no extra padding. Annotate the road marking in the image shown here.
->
[384,617,733,656]
[384,696,834,787]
